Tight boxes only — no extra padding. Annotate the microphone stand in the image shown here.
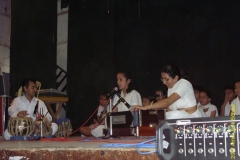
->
[109,96,113,137]
[115,93,140,137]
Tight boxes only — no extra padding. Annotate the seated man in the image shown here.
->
[220,85,236,116]
[4,77,58,140]
[79,93,110,137]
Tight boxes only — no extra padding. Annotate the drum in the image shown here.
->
[55,118,72,137]
[33,117,52,137]
[7,117,33,136]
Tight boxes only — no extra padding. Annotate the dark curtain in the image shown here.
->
[10,0,57,98]
[67,0,240,132]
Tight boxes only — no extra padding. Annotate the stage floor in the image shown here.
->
[0,135,159,160]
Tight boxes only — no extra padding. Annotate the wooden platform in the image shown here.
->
[0,135,159,160]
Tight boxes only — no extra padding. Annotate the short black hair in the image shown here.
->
[224,85,234,91]
[161,64,182,80]
[193,85,204,92]
[117,70,136,93]
[22,77,36,92]
[201,90,212,98]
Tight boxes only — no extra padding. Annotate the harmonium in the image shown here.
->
[138,109,165,136]
[103,110,165,137]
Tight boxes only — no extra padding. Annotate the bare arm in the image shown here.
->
[210,110,217,117]
[220,100,228,116]
[132,93,181,111]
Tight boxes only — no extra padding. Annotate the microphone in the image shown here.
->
[116,93,131,108]
[150,93,161,102]
[33,100,39,117]
[106,87,118,99]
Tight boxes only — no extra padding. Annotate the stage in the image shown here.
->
[0,135,159,160]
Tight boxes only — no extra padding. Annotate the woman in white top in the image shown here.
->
[132,64,202,119]
[113,70,142,111]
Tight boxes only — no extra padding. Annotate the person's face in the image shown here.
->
[99,95,109,107]
[194,90,200,103]
[24,81,37,98]
[199,91,211,106]
[155,90,165,101]
[161,72,178,89]
[225,89,235,101]
[142,98,150,106]
[235,82,240,98]
[117,73,130,91]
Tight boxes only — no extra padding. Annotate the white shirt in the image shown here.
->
[97,105,110,116]
[168,79,196,110]
[198,103,218,117]
[224,103,231,116]
[113,90,142,112]
[230,97,240,115]
[8,95,52,122]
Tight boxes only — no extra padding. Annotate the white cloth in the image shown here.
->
[166,108,202,119]
[91,125,106,137]
[166,79,201,119]
[224,103,231,116]
[113,90,142,111]
[230,97,240,115]
[4,95,58,140]
[4,123,58,140]
[8,95,52,122]
[97,105,110,116]
[168,79,196,111]
[198,103,218,117]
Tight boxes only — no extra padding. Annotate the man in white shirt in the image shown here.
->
[4,78,58,140]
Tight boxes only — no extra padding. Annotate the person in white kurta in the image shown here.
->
[113,90,142,111]
[230,81,240,115]
[220,86,236,116]
[199,90,218,117]
[230,97,240,115]
[198,103,219,117]
[4,78,58,140]
[132,64,202,119]
[79,94,110,137]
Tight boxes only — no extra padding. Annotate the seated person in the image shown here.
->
[153,89,166,102]
[79,93,110,137]
[193,85,204,107]
[230,80,240,115]
[198,90,218,117]
[112,70,142,112]
[220,85,236,116]
[4,78,58,140]
[132,64,202,119]
[142,95,151,106]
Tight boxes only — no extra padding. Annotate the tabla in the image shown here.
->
[55,118,72,137]
[33,117,52,137]
[7,117,33,136]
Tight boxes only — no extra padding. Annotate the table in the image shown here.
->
[38,96,68,122]
[38,88,68,122]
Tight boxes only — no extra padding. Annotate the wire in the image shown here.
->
[99,138,156,155]
[65,105,99,137]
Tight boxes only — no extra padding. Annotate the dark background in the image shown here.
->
[10,0,240,133]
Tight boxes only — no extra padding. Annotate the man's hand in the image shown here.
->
[17,110,28,118]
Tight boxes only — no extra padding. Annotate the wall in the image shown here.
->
[0,0,10,73]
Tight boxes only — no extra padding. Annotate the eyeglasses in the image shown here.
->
[161,78,171,82]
